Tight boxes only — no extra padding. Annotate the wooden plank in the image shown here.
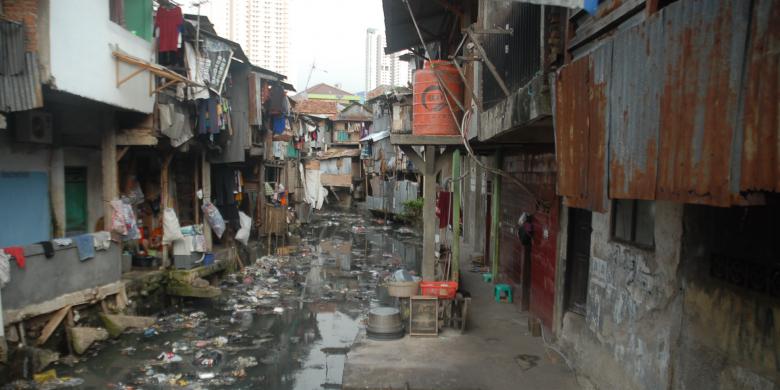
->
[567,0,645,51]
[34,305,71,346]
[161,153,174,269]
[320,174,353,187]
[201,150,212,251]
[4,281,124,326]
[166,284,222,298]
[102,129,118,234]
[390,134,463,146]
[116,129,158,146]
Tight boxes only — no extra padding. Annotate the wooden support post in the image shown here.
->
[102,128,118,232]
[161,153,173,268]
[422,146,437,280]
[201,150,213,251]
[194,157,200,224]
[490,151,502,282]
[451,149,461,281]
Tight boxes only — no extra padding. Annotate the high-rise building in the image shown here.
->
[365,28,411,93]
[194,0,290,77]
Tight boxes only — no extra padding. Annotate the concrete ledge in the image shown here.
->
[3,281,124,326]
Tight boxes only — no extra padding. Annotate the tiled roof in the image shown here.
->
[293,99,339,115]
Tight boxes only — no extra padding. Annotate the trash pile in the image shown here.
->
[2,207,423,389]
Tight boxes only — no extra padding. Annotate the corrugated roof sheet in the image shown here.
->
[0,20,42,112]
[555,0,775,209]
[739,0,780,194]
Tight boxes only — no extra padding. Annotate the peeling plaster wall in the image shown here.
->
[674,204,780,389]
[559,201,683,390]
[558,200,780,390]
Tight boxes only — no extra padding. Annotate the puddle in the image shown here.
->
[42,206,421,389]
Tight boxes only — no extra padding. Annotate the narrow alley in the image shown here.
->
[1,0,778,389]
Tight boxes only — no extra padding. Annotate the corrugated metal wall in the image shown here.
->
[555,0,777,209]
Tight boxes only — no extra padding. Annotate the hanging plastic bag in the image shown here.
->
[201,202,226,238]
[163,208,185,244]
[235,211,252,245]
[110,199,127,235]
[124,178,145,205]
[122,201,141,241]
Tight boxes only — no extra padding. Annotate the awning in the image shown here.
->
[382,0,456,54]
[360,131,390,143]
[112,49,199,96]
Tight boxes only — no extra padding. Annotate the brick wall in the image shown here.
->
[2,0,39,52]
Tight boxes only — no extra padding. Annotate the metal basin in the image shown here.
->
[367,307,403,339]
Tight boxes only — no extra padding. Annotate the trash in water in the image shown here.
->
[157,352,182,363]
[197,372,216,380]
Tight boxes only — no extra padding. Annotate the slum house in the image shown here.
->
[383,0,780,388]
[363,86,420,217]
[291,88,367,206]
[0,0,190,360]
[0,0,295,364]
[551,1,780,389]
[326,102,371,201]
[381,0,561,304]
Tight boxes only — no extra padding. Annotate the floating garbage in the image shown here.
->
[157,352,182,363]
[36,206,424,389]
[197,372,216,380]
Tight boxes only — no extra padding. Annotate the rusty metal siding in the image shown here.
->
[554,52,607,212]
[555,0,772,209]
[740,0,780,194]
[655,0,750,206]
[607,16,661,200]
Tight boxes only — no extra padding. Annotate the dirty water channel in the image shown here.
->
[56,207,421,389]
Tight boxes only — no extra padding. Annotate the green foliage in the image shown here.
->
[402,198,423,225]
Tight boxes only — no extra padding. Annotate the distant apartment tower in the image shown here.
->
[365,28,412,93]
[196,0,290,77]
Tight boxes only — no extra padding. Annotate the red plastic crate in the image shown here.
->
[420,281,459,299]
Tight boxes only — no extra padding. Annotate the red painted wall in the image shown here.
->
[498,149,558,328]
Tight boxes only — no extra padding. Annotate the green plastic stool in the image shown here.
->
[482,273,493,282]
[495,284,512,303]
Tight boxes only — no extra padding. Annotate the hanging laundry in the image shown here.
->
[53,238,72,247]
[197,95,220,134]
[3,246,25,268]
[92,231,112,251]
[154,5,183,53]
[268,83,286,114]
[159,103,193,147]
[273,115,286,134]
[74,234,95,261]
[36,241,54,258]
[0,250,10,288]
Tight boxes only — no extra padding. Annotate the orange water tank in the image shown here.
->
[413,61,464,136]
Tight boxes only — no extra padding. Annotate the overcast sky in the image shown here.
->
[289,0,385,93]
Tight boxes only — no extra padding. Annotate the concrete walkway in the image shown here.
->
[342,271,581,390]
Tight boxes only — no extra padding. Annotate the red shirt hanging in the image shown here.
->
[155,6,183,53]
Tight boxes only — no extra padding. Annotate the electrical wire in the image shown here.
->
[401,0,536,201]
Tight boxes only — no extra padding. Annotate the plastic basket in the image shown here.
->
[420,281,459,299]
